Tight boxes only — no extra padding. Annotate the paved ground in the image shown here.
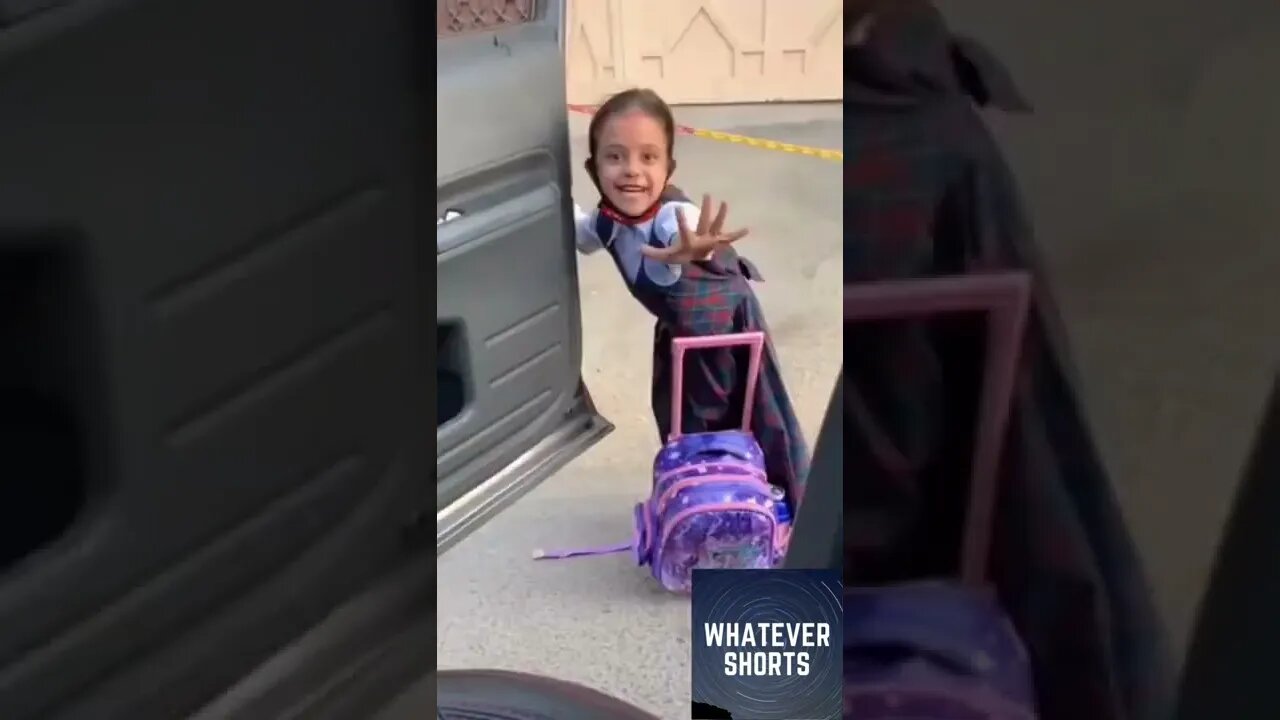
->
[437,104,843,717]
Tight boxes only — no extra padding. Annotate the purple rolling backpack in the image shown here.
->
[844,271,1040,720]
[535,331,793,593]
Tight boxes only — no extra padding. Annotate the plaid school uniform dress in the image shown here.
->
[576,189,810,503]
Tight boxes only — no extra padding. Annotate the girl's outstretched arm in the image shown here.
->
[572,203,604,255]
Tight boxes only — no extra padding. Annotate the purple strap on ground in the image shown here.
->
[534,506,646,561]
[533,541,633,560]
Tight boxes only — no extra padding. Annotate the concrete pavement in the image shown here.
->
[436,104,843,718]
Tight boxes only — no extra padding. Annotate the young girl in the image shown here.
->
[573,88,809,503]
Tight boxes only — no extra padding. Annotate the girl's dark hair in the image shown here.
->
[587,88,677,160]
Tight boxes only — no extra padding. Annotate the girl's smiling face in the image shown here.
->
[593,109,671,216]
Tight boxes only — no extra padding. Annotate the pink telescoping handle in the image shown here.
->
[668,331,766,441]
[844,270,1032,587]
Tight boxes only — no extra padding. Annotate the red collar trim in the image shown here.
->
[599,200,662,226]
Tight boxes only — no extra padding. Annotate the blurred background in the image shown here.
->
[943,0,1280,660]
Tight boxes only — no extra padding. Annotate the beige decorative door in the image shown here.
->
[565,0,843,105]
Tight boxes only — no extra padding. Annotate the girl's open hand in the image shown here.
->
[640,194,750,263]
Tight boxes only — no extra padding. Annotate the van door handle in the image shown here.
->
[435,186,558,257]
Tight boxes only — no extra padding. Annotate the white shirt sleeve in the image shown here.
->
[654,200,700,245]
[573,203,604,254]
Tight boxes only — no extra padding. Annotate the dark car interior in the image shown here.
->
[1175,374,1280,719]
[1,0,439,717]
